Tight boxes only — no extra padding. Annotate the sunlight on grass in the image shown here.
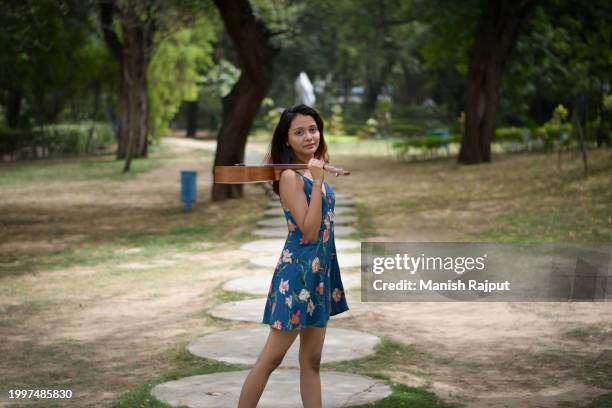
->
[0,155,162,186]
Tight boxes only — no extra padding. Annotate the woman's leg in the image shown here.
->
[237,327,299,408]
[298,326,327,408]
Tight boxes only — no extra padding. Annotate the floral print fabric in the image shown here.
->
[262,174,349,331]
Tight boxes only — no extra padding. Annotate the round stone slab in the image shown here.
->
[187,327,380,366]
[335,197,356,205]
[267,197,355,208]
[222,273,361,296]
[240,238,360,253]
[208,295,368,323]
[117,259,177,270]
[250,252,361,269]
[257,214,357,227]
[332,206,356,215]
[151,369,391,408]
[252,225,356,238]
[222,273,269,294]
[264,206,355,217]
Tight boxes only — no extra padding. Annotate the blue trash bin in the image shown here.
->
[180,170,197,212]
[431,128,450,153]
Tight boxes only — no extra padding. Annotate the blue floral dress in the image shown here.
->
[262,173,349,331]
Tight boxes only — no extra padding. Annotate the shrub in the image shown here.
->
[0,122,115,160]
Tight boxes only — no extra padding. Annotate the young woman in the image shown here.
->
[238,104,349,407]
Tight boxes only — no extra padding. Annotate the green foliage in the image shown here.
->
[494,124,575,151]
[389,121,428,138]
[500,1,612,126]
[261,98,281,133]
[200,59,241,99]
[493,106,574,151]
[375,95,393,136]
[417,0,480,73]
[550,104,569,125]
[0,0,116,127]
[494,127,528,144]
[366,118,380,138]
[68,36,119,120]
[604,95,612,112]
[328,104,346,135]
[0,122,115,159]
[148,17,216,140]
[392,129,461,160]
[249,0,305,49]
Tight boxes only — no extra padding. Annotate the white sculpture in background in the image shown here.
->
[294,72,316,107]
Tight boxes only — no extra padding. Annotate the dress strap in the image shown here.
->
[299,173,327,199]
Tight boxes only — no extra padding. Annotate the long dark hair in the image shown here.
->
[266,104,329,196]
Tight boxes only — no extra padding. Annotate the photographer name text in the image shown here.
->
[372,279,511,293]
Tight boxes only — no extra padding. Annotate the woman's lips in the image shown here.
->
[305,144,316,148]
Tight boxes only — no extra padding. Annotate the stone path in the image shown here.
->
[257,214,357,226]
[263,206,356,216]
[249,252,361,269]
[208,295,369,322]
[240,238,360,252]
[267,197,355,207]
[253,225,357,238]
[222,273,361,296]
[151,170,391,407]
[151,370,391,408]
[187,327,380,366]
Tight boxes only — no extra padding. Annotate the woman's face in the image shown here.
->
[287,114,320,162]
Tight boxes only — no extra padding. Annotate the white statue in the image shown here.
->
[294,72,316,107]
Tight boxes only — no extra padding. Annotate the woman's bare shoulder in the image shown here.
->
[279,169,303,189]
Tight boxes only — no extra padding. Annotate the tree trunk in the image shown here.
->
[86,82,102,154]
[186,100,198,138]
[99,1,152,168]
[340,53,351,118]
[459,0,539,164]
[5,87,22,128]
[461,61,503,163]
[212,0,278,201]
[120,12,149,170]
[399,58,426,106]
[364,55,395,116]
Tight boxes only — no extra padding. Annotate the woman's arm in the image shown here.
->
[279,169,323,241]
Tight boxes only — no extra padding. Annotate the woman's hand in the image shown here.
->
[308,158,325,183]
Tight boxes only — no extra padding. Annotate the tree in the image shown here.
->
[458,0,539,164]
[98,0,157,171]
[0,0,91,127]
[99,0,211,172]
[211,0,279,201]
[148,17,216,141]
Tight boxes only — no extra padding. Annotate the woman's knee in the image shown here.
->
[299,351,322,372]
[257,353,285,373]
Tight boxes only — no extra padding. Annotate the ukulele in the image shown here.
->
[214,163,350,184]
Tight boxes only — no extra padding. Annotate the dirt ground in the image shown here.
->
[1,139,610,407]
